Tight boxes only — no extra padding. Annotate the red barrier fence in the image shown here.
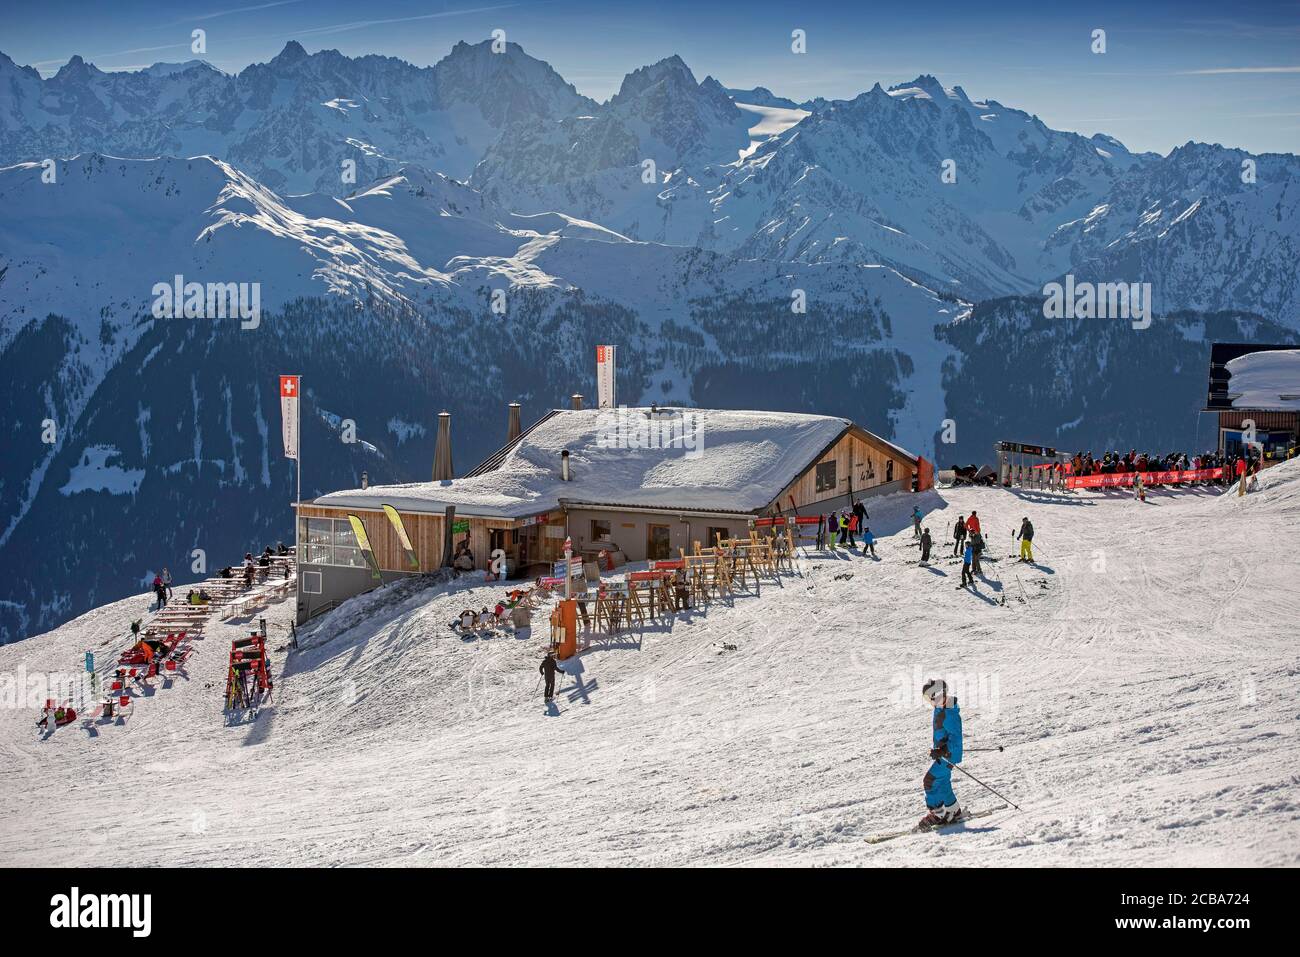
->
[629,570,673,582]
[1066,467,1224,490]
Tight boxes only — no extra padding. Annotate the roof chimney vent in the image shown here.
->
[561,449,571,481]
[507,402,521,443]
[361,470,369,489]
[433,411,454,481]
[570,393,584,410]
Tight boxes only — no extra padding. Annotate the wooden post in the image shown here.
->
[440,506,456,568]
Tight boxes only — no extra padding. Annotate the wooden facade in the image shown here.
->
[772,427,917,512]
[296,503,568,574]
[1217,410,1299,432]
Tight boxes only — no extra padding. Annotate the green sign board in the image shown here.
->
[452,520,470,534]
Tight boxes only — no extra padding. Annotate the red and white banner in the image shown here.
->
[596,345,616,410]
[1066,467,1224,490]
[279,375,300,460]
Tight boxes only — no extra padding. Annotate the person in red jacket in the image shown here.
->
[965,511,981,535]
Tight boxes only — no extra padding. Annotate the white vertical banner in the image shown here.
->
[596,345,616,410]
[280,374,300,460]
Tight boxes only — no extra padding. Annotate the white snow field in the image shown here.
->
[2,461,1298,867]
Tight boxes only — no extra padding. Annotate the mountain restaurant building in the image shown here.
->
[1204,344,1300,461]
[293,407,925,622]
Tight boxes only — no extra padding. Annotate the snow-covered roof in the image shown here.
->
[313,407,867,518]
[1226,349,1300,411]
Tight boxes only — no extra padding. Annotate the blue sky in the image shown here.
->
[5,0,1299,154]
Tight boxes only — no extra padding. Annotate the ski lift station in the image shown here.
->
[1204,344,1300,461]
[293,398,928,623]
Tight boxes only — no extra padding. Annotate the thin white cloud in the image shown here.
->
[30,42,191,68]
[181,0,304,24]
[288,3,522,39]
[1179,66,1300,75]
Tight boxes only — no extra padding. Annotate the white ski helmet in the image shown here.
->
[921,678,947,705]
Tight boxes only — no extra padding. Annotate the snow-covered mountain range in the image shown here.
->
[1,39,1297,641]
[0,40,592,194]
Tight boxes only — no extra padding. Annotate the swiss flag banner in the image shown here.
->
[280,375,300,460]
[596,344,616,410]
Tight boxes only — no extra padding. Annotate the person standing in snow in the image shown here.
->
[919,527,932,565]
[862,526,877,558]
[920,678,964,827]
[539,651,566,702]
[826,510,838,551]
[960,541,974,588]
[161,567,173,599]
[966,511,984,575]
[152,574,167,609]
[853,500,868,535]
[672,566,691,611]
[951,514,967,557]
[1017,517,1034,562]
[911,506,923,539]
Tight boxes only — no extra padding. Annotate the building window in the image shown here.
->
[815,460,837,493]
[706,526,730,547]
[886,460,894,483]
[590,519,612,543]
[299,516,366,568]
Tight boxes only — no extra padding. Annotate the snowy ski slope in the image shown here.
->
[2,461,1298,867]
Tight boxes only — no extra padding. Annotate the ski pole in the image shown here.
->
[965,746,1005,753]
[943,759,1021,810]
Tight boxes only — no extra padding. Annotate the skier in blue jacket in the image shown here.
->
[920,678,964,827]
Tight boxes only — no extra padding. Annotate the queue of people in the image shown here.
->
[1067,447,1258,485]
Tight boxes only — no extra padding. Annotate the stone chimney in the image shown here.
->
[570,393,584,410]
[360,470,369,489]
[433,411,454,481]
[507,402,522,443]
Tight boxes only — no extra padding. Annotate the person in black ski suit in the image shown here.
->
[539,651,566,701]
[951,514,967,557]
[919,527,932,564]
[853,500,868,535]
[969,531,984,575]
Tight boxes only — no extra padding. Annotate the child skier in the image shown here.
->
[862,527,877,558]
[920,678,964,827]
[911,506,923,539]
[919,527,932,565]
[960,541,974,588]
[1017,517,1034,562]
